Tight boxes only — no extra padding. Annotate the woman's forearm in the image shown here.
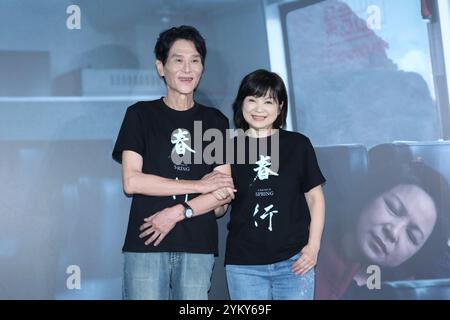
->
[306,187,326,248]
[187,193,231,217]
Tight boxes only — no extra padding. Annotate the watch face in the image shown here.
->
[185,208,193,218]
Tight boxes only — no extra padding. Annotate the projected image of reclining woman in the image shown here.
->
[315,159,450,299]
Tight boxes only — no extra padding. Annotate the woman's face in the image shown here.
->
[356,184,437,267]
[242,93,281,132]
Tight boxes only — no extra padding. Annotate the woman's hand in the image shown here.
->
[196,170,235,194]
[292,243,320,275]
[211,187,236,201]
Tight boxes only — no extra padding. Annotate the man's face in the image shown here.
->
[356,184,437,267]
[156,39,203,97]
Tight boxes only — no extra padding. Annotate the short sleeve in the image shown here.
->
[112,107,145,164]
[301,137,326,192]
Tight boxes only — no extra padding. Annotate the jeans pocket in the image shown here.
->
[289,252,301,262]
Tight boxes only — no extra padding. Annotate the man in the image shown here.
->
[112,25,234,300]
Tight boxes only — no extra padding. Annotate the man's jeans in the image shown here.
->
[123,252,215,300]
[226,252,315,300]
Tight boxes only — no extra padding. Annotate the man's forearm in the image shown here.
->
[125,172,199,196]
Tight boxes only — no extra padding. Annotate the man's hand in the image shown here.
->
[139,204,184,246]
[197,170,235,194]
[291,243,320,275]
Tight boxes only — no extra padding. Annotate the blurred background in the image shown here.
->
[0,0,449,299]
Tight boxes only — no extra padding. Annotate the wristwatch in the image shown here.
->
[180,202,193,219]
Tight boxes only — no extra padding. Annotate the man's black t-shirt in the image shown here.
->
[225,129,325,265]
[112,98,228,255]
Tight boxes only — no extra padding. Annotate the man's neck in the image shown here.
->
[164,93,195,111]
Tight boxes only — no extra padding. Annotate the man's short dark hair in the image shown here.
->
[154,25,207,65]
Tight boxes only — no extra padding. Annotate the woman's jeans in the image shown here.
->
[123,252,215,300]
[226,253,315,300]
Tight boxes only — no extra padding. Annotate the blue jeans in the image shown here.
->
[226,253,315,300]
[123,252,215,300]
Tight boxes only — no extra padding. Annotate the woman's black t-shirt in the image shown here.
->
[112,98,229,255]
[225,129,325,265]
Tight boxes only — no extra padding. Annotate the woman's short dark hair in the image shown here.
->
[232,69,288,131]
[154,25,206,65]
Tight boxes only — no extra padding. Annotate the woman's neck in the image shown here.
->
[341,232,363,262]
[341,232,370,286]
[247,127,278,138]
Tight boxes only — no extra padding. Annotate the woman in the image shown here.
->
[223,69,326,300]
[315,158,450,299]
